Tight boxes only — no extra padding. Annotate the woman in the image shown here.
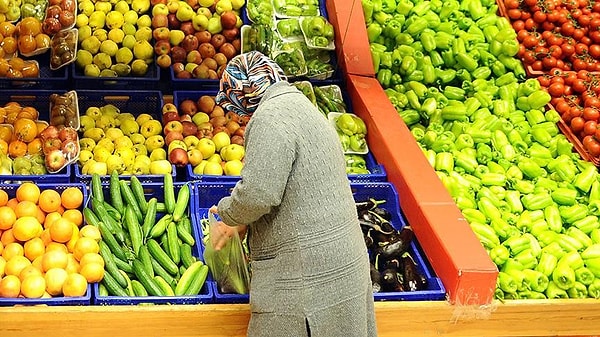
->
[209,51,377,337]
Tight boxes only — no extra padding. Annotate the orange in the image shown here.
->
[38,189,61,213]
[44,267,68,296]
[12,216,42,242]
[31,255,43,271]
[43,211,61,229]
[41,249,68,272]
[73,237,99,261]
[65,253,79,274]
[20,274,45,298]
[4,255,31,276]
[0,190,8,206]
[60,187,83,210]
[7,139,27,158]
[13,118,37,143]
[35,121,47,136]
[79,252,104,268]
[1,242,22,260]
[0,125,12,143]
[18,265,42,281]
[0,256,5,277]
[79,225,101,242]
[79,262,104,283]
[0,241,3,256]
[45,242,67,253]
[0,228,16,245]
[40,228,52,246]
[6,197,17,210]
[0,139,7,156]
[65,224,79,253]
[16,182,40,203]
[0,206,16,230]
[0,274,21,298]
[16,106,38,121]
[26,138,42,155]
[62,273,87,297]
[49,218,73,243]
[23,237,45,262]
[34,33,50,51]
[14,200,39,218]
[62,209,83,228]
[36,208,45,224]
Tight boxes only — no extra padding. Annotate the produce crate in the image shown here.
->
[0,90,75,183]
[73,90,177,183]
[71,62,161,90]
[0,183,92,306]
[0,54,70,90]
[92,182,214,305]
[194,181,447,302]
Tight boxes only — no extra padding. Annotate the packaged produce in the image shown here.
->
[20,0,48,22]
[275,17,303,41]
[16,16,51,57]
[246,0,274,26]
[271,48,307,78]
[273,0,319,18]
[49,27,76,70]
[41,0,75,35]
[300,15,335,50]
[329,112,368,154]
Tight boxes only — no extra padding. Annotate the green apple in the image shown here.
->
[224,159,243,176]
[83,128,105,142]
[197,138,216,159]
[78,150,94,167]
[100,40,119,57]
[203,161,223,175]
[115,148,136,168]
[169,29,185,46]
[79,115,96,133]
[230,0,244,10]
[207,16,222,35]
[81,36,101,54]
[198,0,213,7]
[101,104,120,118]
[212,131,230,152]
[221,144,245,161]
[192,112,210,126]
[150,148,167,161]
[152,3,169,16]
[78,26,93,42]
[85,106,102,120]
[105,127,124,141]
[114,135,134,149]
[131,59,149,76]
[183,135,200,149]
[114,0,130,14]
[145,135,165,152]
[132,144,148,157]
[79,138,96,151]
[193,160,208,175]
[84,64,102,77]
[123,10,139,25]
[140,119,162,138]
[96,138,116,153]
[120,118,139,135]
[215,0,232,14]
[117,112,136,122]
[196,7,211,18]
[88,161,108,175]
[149,159,173,175]
[122,22,137,36]
[93,146,112,163]
[115,47,134,64]
[130,133,146,145]
[95,115,116,130]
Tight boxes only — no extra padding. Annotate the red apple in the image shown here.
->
[199,42,216,59]
[186,50,202,65]
[61,139,79,159]
[219,42,237,60]
[43,138,62,155]
[163,120,184,134]
[170,46,187,64]
[156,54,172,68]
[167,13,180,29]
[180,114,192,123]
[151,0,167,5]
[152,14,169,28]
[195,30,212,44]
[179,22,195,36]
[231,38,241,52]
[220,11,237,30]
[58,127,78,141]
[172,62,185,73]
[162,102,178,114]
[181,121,198,137]
[179,99,198,116]
[222,27,239,42]
[45,149,67,172]
[176,70,193,79]
[40,125,59,140]
[210,34,225,49]
[234,125,246,137]
[165,131,184,145]
[58,10,75,28]
[153,27,170,41]
[230,135,244,146]
[169,147,189,167]
[180,34,199,53]
[42,17,61,35]
[154,39,171,55]
[162,111,180,125]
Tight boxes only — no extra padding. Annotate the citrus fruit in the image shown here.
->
[16,182,40,203]
[14,200,39,218]
[79,225,101,241]
[20,274,46,298]
[62,273,87,297]
[45,242,67,253]
[44,267,68,296]
[23,237,45,261]
[35,207,45,224]
[43,212,61,229]
[0,256,5,277]
[8,140,27,158]
[79,252,104,268]
[0,190,8,206]
[12,216,42,242]
[60,187,83,210]
[0,229,17,245]
[18,265,42,281]
[6,198,18,210]
[38,189,62,213]
[0,274,21,298]
[49,218,73,243]
[79,262,104,283]
[13,118,38,143]
[41,249,68,272]
[31,255,43,271]
[62,209,83,228]
[65,253,79,274]
[2,242,23,260]
[66,224,79,253]
[0,206,16,230]
[73,237,99,261]
[4,255,31,276]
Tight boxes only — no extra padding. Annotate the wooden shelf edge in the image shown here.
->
[1,299,599,337]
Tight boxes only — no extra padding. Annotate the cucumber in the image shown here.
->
[166,222,180,265]
[153,275,175,296]
[163,174,175,214]
[172,183,190,222]
[102,200,122,221]
[138,245,154,278]
[180,243,196,269]
[110,170,124,215]
[124,204,143,256]
[98,282,109,297]
[132,259,165,296]
[149,214,172,239]
[99,241,128,288]
[130,175,148,214]
[113,255,133,274]
[175,261,207,296]
[91,173,104,203]
[83,207,101,227]
[176,218,195,246]
[184,265,209,296]
[156,202,166,213]
[120,269,135,296]
[131,280,148,296]
[92,198,121,234]
[142,197,157,241]
[150,255,176,286]
[120,180,143,224]
[98,222,128,262]
[146,239,178,275]
[101,270,128,297]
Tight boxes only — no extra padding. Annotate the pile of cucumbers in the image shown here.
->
[84,172,208,298]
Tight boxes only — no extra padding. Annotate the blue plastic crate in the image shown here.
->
[0,54,70,90]
[0,183,91,306]
[92,182,214,305]
[347,152,387,183]
[71,62,160,90]
[73,90,177,184]
[0,90,76,183]
[194,181,446,302]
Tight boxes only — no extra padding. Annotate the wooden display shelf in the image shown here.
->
[1,300,599,336]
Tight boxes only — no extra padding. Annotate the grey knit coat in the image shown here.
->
[217,81,378,337]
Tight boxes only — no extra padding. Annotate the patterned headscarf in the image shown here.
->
[215,51,287,116]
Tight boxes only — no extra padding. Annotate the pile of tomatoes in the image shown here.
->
[503,0,600,73]
[538,69,600,158]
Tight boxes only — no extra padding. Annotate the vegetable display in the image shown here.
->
[363,0,600,299]
[88,173,209,298]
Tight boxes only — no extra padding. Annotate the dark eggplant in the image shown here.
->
[355,198,386,213]
[374,227,413,259]
[381,268,405,292]
[370,263,382,293]
[364,230,374,250]
[378,257,401,272]
[371,207,392,221]
[402,253,428,292]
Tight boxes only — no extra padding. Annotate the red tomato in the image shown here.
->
[523,35,540,48]
[562,43,576,57]
[555,100,572,114]
[504,0,520,9]
[524,18,537,30]
[542,21,555,31]
[571,116,586,133]
[595,127,600,141]
[531,60,544,71]
[590,30,600,44]
[571,106,584,118]
[576,43,589,54]
[590,44,600,58]
[537,75,551,87]
[543,56,558,69]
[548,82,566,96]
[590,18,600,30]
[533,11,547,23]
[585,121,598,135]
[562,22,576,36]
[572,78,587,93]
[581,36,592,45]
[508,8,522,20]
[573,58,589,71]
[573,28,586,41]
[585,137,600,157]
[584,107,600,121]
[585,96,600,108]
[579,14,592,26]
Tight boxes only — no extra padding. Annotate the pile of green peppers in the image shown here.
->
[362,0,600,299]
[273,0,320,17]
[301,15,335,48]
[247,0,275,26]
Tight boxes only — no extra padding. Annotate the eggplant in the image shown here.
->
[381,268,405,292]
[378,257,401,272]
[374,227,413,259]
[355,198,386,213]
[370,263,382,293]
[364,230,374,250]
[402,253,428,292]
[371,207,392,221]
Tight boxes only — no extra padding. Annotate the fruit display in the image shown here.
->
[49,27,76,69]
[330,112,368,154]
[363,0,600,299]
[300,15,335,49]
[78,102,171,176]
[16,16,51,56]
[164,93,248,177]
[151,0,243,80]
[74,0,154,78]
[41,0,75,36]
[19,0,47,22]
[272,0,319,17]
[88,174,210,300]
[0,56,40,77]
[245,0,272,26]
[0,183,97,300]
[0,0,22,23]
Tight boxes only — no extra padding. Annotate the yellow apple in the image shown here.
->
[183,135,200,149]
[168,139,187,154]
[79,138,96,151]
[78,149,94,167]
[145,135,165,152]
[187,148,203,166]
[220,144,245,162]
[119,118,140,135]
[207,153,222,163]
[150,148,167,161]
[193,160,208,175]
[88,161,108,175]
[140,119,163,138]
[224,159,243,176]
[135,113,154,126]
[93,146,112,163]
[96,138,115,153]
[114,135,134,149]
[105,127,124,140]
[203,161,223,175]
[149,159,173,174]
[130,133,146,145]
[197,137,216,159]
[115,147,135,168]
[106,154,126,174]
[212,131,230,152]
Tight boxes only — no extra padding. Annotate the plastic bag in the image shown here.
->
[203,212,251,294]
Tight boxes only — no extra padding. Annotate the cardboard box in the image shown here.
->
[346,74,498,305]
[326,0,375,77]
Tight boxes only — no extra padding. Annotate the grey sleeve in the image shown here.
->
[217,113,295,227]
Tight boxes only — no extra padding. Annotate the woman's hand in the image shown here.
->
[209,206,248,250]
